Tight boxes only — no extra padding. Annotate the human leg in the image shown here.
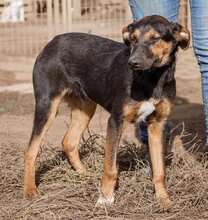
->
[129,0,179,149]
[128,0,179,22]
[189,0,208,149]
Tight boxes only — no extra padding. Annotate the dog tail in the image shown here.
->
[66,76,89,100]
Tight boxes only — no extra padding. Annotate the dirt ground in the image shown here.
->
[0,47,208,219]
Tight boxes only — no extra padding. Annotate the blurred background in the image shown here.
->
[0,0,203,144]
[1,3,207,219]
[0,0,189,57]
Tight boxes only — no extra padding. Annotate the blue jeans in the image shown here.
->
[128,0,208,147]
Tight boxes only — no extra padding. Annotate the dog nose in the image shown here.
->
[128,59,141,68]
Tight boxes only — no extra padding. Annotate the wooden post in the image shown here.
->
[125,0,132,23]
[67,0,72,32]
[62,0,67,33]
[47,0,53,40]
[179,0,188,28]
[54,0,60,34]
[72,0,81,19]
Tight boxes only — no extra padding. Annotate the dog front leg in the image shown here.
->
[147,101,173,208]
[97,115,123,206]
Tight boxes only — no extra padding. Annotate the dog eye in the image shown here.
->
[131,36,137,43]
[149,37,161,44]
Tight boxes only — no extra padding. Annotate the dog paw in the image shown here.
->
[156,196,173,208]
[96,196,115,207]
[24,187,38,198]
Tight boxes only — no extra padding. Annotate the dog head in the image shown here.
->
[122,15,190,70]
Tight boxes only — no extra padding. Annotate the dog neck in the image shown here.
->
[131,57,176,101]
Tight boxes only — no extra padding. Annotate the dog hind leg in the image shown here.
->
[62,98,97,174]
[24,95,62,198]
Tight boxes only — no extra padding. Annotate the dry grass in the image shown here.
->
[0,129,208,220]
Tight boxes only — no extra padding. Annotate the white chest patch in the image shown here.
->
[137,99,156,123]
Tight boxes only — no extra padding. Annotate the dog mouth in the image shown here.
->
[129,64,142,70]
[129,59,157,70]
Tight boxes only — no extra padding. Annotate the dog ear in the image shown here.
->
[171,23,190,50]
[178,26,190,50]
[122,25,132,47]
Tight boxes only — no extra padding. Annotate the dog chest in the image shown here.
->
[123,98,157,123]
[137,100,155,122]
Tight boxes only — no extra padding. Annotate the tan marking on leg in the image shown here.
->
[147,100,173,207]
[122,100,141,122]
[62,98,96,174]
[24,92,65,198]
[155,99,172,121]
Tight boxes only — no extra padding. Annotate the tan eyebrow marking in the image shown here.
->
[144,29,160,42]
[133,29,141,40]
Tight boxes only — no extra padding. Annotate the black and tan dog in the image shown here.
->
[24,15,190,207]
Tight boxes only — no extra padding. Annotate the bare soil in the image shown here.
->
[0,48,207,219]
